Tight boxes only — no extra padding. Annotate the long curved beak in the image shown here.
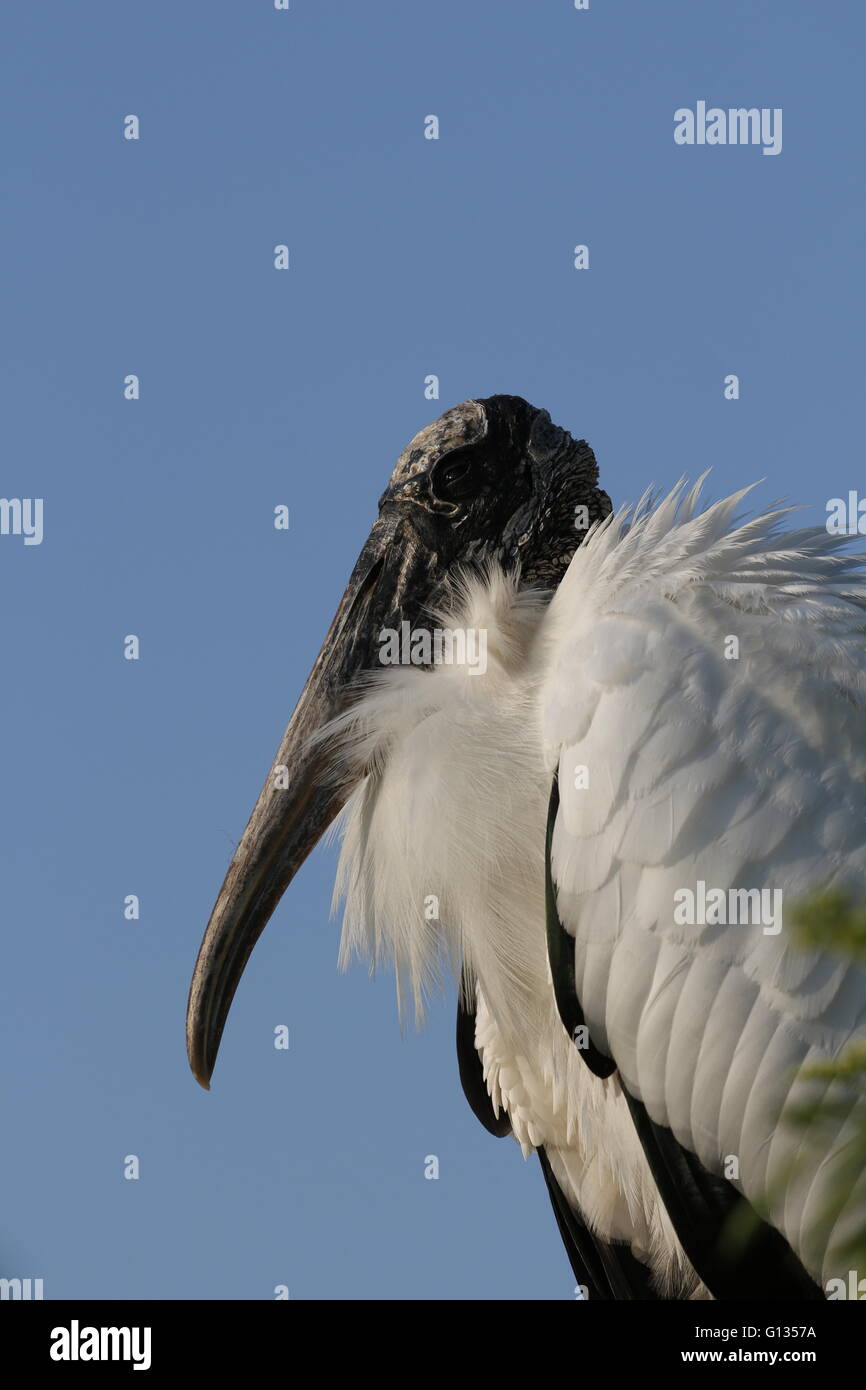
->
[186,511,435,1088]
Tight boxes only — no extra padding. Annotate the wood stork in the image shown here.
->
[187,395,866,1299]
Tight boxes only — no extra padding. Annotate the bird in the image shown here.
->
[187,394,866,1300]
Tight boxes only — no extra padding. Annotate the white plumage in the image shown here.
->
[328,480,866,1295]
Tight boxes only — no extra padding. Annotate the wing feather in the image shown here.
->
[543,482,866,1286]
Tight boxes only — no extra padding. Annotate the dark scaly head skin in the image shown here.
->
[186,395,610,1087]
[381,394,610,589]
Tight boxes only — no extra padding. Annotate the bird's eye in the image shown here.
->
[431,450,483,503]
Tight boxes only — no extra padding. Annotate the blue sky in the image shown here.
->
[1,1,863,1299]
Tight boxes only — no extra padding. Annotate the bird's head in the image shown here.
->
[186,394,610,1087]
